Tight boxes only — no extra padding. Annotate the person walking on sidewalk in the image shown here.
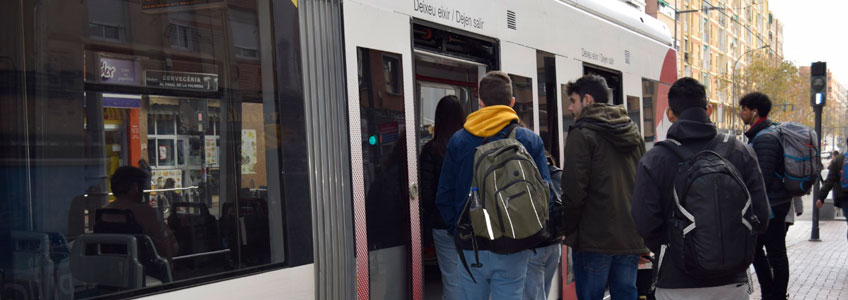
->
[739,92,791,300]
[436,71,552,299]
[561,74,648,300]
[818,145,848,241]
[420,95,465,300]
[632,78,770,299]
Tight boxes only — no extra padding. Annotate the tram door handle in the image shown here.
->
[409,182,419,201]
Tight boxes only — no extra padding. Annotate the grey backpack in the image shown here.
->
[753,122,823,196]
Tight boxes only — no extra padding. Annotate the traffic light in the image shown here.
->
[811,61,827,107]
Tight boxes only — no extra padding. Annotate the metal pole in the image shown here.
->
[811,105,822,241]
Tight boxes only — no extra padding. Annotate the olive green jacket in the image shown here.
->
[562,103,649,254]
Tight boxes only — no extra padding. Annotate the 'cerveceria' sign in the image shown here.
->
[145,70,219,92]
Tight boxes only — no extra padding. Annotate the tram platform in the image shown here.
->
[750,219,848,300]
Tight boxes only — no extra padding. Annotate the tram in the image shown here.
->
[1,0,675,299]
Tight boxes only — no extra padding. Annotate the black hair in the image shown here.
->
[668,77,707,115]
[739,92,772,117]
[110,166,148,197]
[479,71,513,106]
[430,95,466,155]
[565,75,610,104]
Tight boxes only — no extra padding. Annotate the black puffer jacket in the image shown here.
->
[820,154,847,208]
[745,119,792,206]
[632,108,770,288]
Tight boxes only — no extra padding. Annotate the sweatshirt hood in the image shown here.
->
[576,103,642,151]
[666,108,717,142]
[464,105,520,137]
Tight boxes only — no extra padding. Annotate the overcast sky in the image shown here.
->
[769,0,847,86]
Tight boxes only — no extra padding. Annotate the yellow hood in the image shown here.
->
[464,105,520,137]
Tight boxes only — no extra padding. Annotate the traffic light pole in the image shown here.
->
[810,61,827,241]
[811,104,822,241]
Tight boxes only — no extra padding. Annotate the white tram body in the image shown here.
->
[146,1,675,299]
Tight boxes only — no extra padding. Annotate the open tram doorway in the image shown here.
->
[414,52,485,300]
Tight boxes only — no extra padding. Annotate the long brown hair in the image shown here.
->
[430,95,466,156]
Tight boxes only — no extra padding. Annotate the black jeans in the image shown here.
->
[753,201,791,300]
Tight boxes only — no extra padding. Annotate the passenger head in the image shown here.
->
[110,166,148,202]
[667,77,711,122]
[164,178,176,189]
[431,95,466,155]
[478,71,514,107]
[566,75,610,119]
[738,92,772,126]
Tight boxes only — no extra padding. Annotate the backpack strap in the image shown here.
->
[657,134,729,162]
[656,139,695,161]
[751,124,779,145]
[453,233,477,284]
[482,123,519,144]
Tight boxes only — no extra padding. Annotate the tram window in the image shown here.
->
[509,74,534,130]
[1,1,301,298]
[358,47,411,299]
[642,79,660,142]
[583,65,623,106]
[536,51,558,157]
[561,84,576,140]
[626,96,641,132]
[383,54,403,95]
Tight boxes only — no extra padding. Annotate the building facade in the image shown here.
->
[646,0,783,133]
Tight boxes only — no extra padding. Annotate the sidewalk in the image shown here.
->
[749,219,848,300]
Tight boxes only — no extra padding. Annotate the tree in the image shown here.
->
[729,54,812,128]
[727,54,848,149]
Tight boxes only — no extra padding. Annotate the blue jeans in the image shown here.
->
[433,229,461,300]
[459,249,530,300]
[573,251,639,300]
[843,206,848,242]
[524,243,562,300]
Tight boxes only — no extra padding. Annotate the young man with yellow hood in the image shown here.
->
[436,71,553,299]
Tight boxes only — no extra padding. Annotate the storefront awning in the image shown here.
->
[103,93,141,108]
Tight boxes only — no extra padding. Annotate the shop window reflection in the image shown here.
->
[0,1,296,298]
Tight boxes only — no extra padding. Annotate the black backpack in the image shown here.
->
[546,156,565,239]
[656,134,759,280]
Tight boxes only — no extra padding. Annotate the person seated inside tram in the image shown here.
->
[106,166,179,258]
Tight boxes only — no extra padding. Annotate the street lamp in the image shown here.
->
[730,44,770,137]
[672,1,724,51]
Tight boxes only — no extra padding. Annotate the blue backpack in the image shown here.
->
[840,153,848,190]
[752,122,823,196]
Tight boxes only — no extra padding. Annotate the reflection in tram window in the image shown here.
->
[0,0,295,298]
[414,54,479,150]
[509,74,534,130]
[537,51,559,158]
[358,47,411,299]
[642,79,660,142]
[627,96,642,134]
[561,84,577,140]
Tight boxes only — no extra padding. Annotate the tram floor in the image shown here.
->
[423,262,444,300]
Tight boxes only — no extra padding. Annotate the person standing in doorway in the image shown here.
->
[561,74,648,300]
[436,71,552,299]
[420,95,465,300]
[739,92,790,300]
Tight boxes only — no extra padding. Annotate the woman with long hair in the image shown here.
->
[420,95,465,299]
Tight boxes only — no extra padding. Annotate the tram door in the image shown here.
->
[414,53,483,299]
[343,3,421,300]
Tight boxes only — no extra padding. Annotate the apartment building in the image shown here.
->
[646,0,783,133]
